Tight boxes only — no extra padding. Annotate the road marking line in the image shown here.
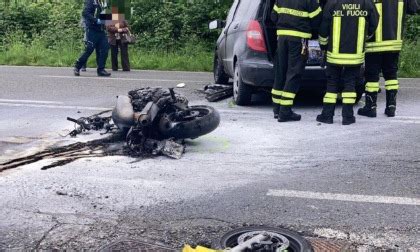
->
[0,102,111,111]
[39,75,209,83]
[0,65,211,74]
[0,99,63,105]
[390,120,420,124]
[395,116,420,120]
[267,189,420,206]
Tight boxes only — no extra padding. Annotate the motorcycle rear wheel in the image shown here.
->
[159,106,220,139]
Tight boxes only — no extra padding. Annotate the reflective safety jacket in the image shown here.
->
[271,0,322,39]
[366,0,419,53]
[319,0,379,66]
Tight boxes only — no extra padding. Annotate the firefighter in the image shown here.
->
[358,0,419,118]
[316,0,379,125]
[74,0,111,77]
[271,0,322,122]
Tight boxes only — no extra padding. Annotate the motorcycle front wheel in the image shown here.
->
[158,105,220,139]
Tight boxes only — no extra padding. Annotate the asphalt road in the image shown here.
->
[0,66,419,251]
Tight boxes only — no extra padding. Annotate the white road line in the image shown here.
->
[267,189,420,206]
[39,75,209,83]
[0,102,111,111]
[395,116,420,120]
[0,65,211,74]
[0,99,63,105]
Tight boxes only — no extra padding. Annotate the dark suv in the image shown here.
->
[210,0,363,105]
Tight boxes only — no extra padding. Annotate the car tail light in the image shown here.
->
[246,20,267,53]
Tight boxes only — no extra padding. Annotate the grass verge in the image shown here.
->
[0,42,213,72]
[0,40,419,77]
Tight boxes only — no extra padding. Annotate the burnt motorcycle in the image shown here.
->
[111,87,220,153]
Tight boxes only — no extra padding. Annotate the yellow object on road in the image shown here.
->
[182,245,222,252]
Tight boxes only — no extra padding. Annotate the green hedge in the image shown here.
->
[0,0,233,51]
[0,1,419,76]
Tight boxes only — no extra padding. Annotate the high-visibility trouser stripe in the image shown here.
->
[279,99,294,106]
[397,1,404,40]
[272,89,283,96]
[281,91,296,99]
[365,82,380,92]
[342,93,357,104]
[375,3,383,42]
[309,7,322,18]
[342,92,357,98]
[332,17,341,54]
[385,80,399,90]
[273,98,282,104]
[277,30,312,39]
[343,98,356,104]
[323,92,338,104]
[319,36,328,46]
[357,17,366,54]
[272,89,283,104]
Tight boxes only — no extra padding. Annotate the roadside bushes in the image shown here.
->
[0,0,232,51]
[0,0,418,75]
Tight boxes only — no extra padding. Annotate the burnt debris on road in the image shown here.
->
[0,87,221,172]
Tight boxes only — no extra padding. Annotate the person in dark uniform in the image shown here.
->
[358,0,419,118]
[316,0,379,125]
[271,0,322,122]
[107,19,131,71]
[80,17,88,72]
[74,0,111,77]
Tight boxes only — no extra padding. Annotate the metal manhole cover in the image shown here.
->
[97,239,175,252]
[308,238,350,252]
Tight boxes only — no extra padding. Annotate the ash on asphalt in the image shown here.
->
[0,133,130,172]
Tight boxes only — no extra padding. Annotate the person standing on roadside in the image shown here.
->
[80,17,87,72]
[316,0,379,125]
[271,0,322,122]
[358,0,419,118]
[74,0,111,77]
[107,19,131,71]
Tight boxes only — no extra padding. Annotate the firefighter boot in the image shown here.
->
[273,104,280,119]
[278,106,301,122]
[342,104,356,125]
[316,104,335,124]
[358,92,377,118]
[385,90,397,117]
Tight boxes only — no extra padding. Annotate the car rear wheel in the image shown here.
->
[213,53,229,84]
[233,63,252,106]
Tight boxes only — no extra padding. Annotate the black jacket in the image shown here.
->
[319,0,379,66]
[271,0,322,39]
[83,0,105,31]
[366,0,419,53]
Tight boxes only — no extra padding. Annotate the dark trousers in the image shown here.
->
[364,52,400,92]
[110,40,130,71]
[323,65,360,105]
[75,28,109,72]
[272,36,306,107]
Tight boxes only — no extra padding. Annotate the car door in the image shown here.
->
[219,0,239,73]
[224,0,252,75]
